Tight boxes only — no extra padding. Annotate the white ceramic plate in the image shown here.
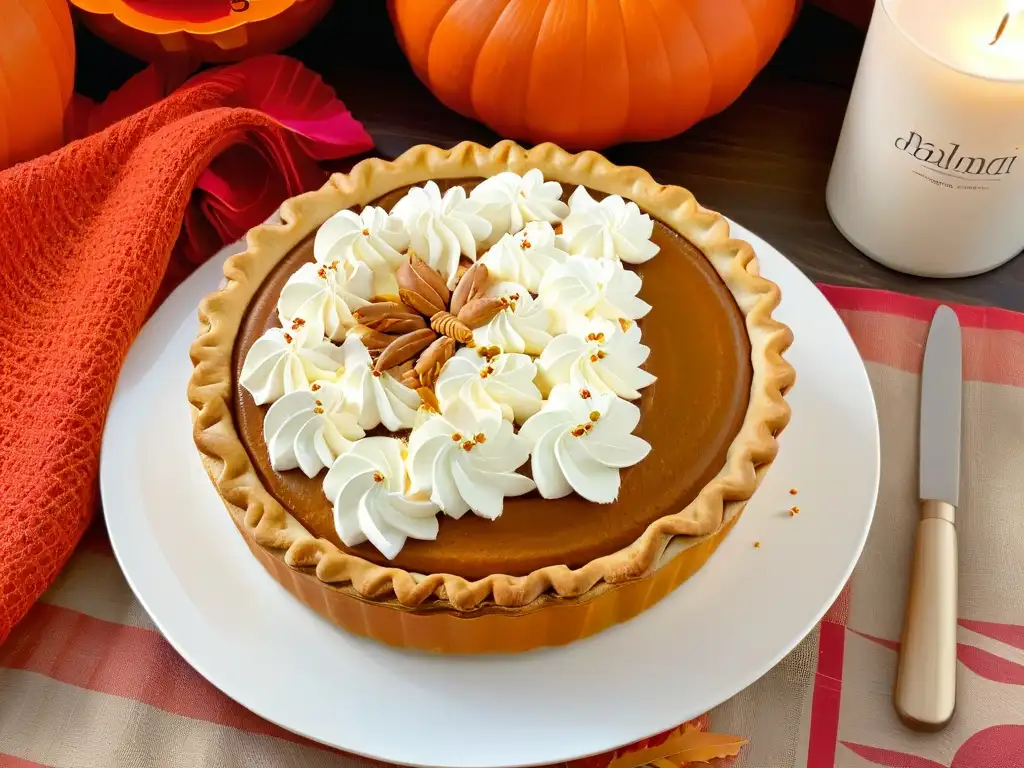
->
[100,220,879,768]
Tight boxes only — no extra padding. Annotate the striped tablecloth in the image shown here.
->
[2,285,1022,768]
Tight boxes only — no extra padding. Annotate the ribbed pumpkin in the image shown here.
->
[0,0,76,170]
[389,0,801,149]
[70,0,333,62]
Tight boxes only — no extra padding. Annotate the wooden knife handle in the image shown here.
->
[894,500,958,731]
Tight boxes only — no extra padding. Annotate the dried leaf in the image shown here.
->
[607,726,746,768]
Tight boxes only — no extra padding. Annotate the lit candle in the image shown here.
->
[827,0,1024,277]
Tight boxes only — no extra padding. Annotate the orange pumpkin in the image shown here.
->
[0,0,76,170]
[390,0,801,149]
[70,0,334,62]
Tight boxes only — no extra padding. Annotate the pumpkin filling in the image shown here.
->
[233,180,751,580]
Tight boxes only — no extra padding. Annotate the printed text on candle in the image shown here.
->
[895,131,1017,184]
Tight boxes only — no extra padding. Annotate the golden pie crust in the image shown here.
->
[188,140,794,652]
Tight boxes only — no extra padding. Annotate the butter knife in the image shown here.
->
[894,305,962,731]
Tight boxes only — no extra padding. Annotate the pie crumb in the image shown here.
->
[789,488,798,496]
[753,541,761,549]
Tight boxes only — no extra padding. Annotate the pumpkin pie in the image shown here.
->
[188,141,794,653]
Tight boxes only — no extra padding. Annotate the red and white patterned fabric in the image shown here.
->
[2,285,1021,768]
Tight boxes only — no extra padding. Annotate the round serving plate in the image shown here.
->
[100,219,879,768]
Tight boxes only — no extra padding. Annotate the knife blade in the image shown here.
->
[895,305,962,732]
[919,305,963,505]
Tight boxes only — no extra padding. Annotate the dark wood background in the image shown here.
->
[74,1,1024,311]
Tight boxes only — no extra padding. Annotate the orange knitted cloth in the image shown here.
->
[0,65,369,642]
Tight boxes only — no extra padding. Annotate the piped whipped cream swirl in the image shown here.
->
[518,384,650,503]
[480,221,569,294]
[391,181,492,289]
[408,399,535,520]
[560,186,660,264]
[471,281,554,355]
[469,169,569,240]
[313,206,409,296]
[536,317,655,400]
[240,327,344,405]
[277,260,373,342]
[538,256,651,334]
[323,437,440,559]
[263,381,365,478]
[435,347,542,424]
[337,335,422,431]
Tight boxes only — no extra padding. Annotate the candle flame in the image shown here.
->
[992,2,1024,46]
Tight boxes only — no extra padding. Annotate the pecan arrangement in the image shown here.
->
[351,255,501,410]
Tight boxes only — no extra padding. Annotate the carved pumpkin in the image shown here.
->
[1,0,76,170]
[70,0,334,62]
[389,0,801,149]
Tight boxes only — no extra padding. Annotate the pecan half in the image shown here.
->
[397,259,446,317]
[430,311,473,344]
[413,336,455,389]
[348,324,394,350]
[373,328,437,373]
[410,254,450,304]
[398,287,444,318]
[353,302,426,334]
[449,262,489,316]
[456,297,505,329]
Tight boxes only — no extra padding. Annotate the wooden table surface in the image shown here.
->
[75,3,1024,311]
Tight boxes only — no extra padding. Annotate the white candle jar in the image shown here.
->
[827,0,1024,277]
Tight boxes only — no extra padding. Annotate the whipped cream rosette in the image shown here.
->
[536,316,655,400]
[323,437,440,560]
[471,281,554,355]
[263,381,365,478]
[239,326,344,405]
[314,206,409,296]
[334,335,423,432]
[407,399,535,520]
[538,256,651,334]
[469,169,569,241]
[560,186,660,265]
[480,221,569,294]
[518,384,651,503]
[276,260,374,342]
[434,347,542,424]
[391,181,492,289]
